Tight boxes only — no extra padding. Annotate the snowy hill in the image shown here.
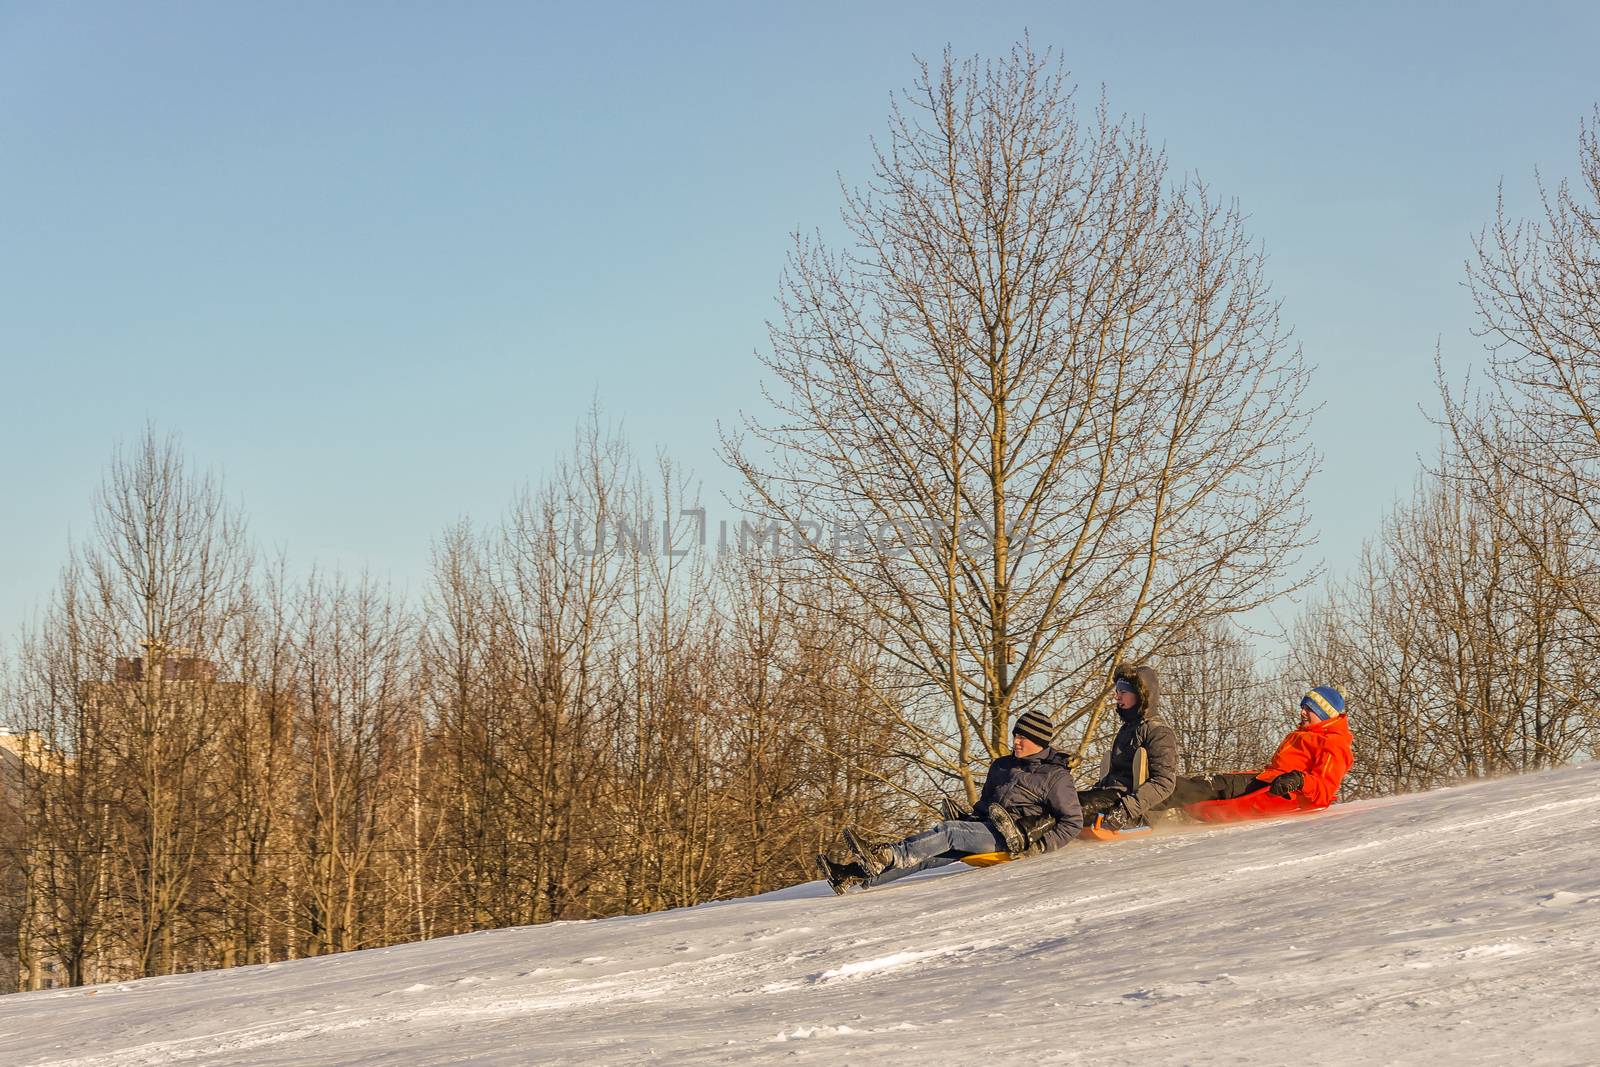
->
[3,765,1598,1066]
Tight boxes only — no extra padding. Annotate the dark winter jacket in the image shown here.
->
[1093,663,1178,823]
[975,747,1083,852]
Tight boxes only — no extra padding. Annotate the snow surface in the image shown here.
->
[4,765,1599,1065]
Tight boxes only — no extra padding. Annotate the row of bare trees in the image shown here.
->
[1288,108,1600,792]
[0,425,911,991]
[1292,459,1597,795]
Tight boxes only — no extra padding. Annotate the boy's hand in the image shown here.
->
[1268,771,1304,798]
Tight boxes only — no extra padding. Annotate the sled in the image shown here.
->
[961,851,1014,868]
[1076,815,1154,842]
[1183,789,1327,824]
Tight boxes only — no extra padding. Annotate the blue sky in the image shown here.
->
[2,1,1597,642]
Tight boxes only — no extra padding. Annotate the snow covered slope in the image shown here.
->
[4,765,1598,1066]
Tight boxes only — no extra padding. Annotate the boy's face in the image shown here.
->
[1300,707,1320,727]
[1012,733,1043,758]
[1115,686,1139,711]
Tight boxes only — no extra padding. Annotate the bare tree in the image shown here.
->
[89,433,251,976]
[292,573,413,957]
[1156,622,1278,776]
[4,572,115,989]
[726,42,1315,797]
[421,521,510,933]
[1444,106,1600,655]
[208,565,297,968]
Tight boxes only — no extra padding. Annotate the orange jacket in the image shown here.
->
[1256,714,1354,809]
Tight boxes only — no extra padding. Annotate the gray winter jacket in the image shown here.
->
[975,747,1083,852]
[1094,663,1179,823]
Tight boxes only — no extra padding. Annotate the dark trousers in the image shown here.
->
[1156,772,1266,810]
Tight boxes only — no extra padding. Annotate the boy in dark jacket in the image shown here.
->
[819,710,1082,893]
[1077,663,1179,833]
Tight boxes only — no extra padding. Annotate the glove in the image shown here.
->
[1016,812,1056,847]
[940,797,977,821]
[1268,771,1304,799]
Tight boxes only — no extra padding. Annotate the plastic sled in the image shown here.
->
[1183,789,1327,824]
[961,851,1013,868]
[1077,815,1154,842]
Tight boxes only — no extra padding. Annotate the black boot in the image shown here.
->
[842,827,895,878]
[1078,788,1122,820]
[986,804,1028,856]
[815,853,867,895]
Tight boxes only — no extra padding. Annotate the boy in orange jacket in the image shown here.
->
[1158,686,1354,815]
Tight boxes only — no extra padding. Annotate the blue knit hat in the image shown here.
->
[1301,685,1345,720]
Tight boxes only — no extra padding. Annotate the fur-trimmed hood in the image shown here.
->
[1112,662,1161,720]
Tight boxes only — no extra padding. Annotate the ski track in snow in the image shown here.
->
[3,765,1599,1066]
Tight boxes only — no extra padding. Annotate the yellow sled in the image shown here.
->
[961,851,1013,867]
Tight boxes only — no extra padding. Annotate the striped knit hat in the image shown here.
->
[1012,709,1055,748]
[1301,685,1346,720]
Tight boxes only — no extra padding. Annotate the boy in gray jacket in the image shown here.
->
[1077,663,1178,832]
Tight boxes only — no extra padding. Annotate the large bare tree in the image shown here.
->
[726,44,1316,795]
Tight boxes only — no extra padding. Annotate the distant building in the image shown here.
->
[113,654,219,684]
[7,648,291,991]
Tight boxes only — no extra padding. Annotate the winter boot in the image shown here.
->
[815,853,867,895]
[1078,788,1121,819]
[842,826,895,878]
[986,803,1028,857]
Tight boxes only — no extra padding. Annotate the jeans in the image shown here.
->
[867,819,1008,888]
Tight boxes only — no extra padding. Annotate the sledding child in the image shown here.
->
[818,710,1082,893]
[1076,663,1179,833]
[1157,685,1354,815]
